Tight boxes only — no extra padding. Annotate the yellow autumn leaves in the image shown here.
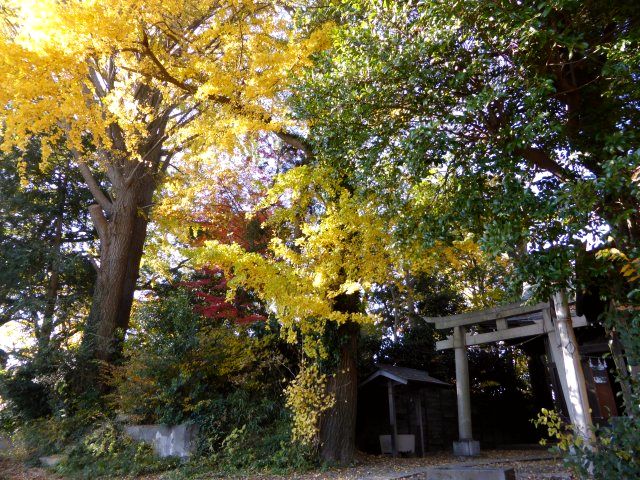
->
[284,363,334,444]
[0,0,334,163]
[190,162,510,349]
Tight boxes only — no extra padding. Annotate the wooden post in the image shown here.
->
[415,393,426,457]
[387,380,398,458]
[608,328,634,414]
[550,292,594,445]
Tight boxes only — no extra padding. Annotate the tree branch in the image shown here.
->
[276,130,314,163]
[516,147,575,182]
[85,255,100,273]
[74,154,113,215]
[88,204,109,247]
[124,161,144,187]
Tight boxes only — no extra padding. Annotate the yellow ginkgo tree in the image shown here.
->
[190,164,399,463]
[0,0,329,369]
[190,162,513,462]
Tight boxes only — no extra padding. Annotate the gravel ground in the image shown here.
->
[0,450,573,480]
[205,450,573,480]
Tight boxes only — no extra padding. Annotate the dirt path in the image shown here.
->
[0,457,62,480]
[0,450,572,480]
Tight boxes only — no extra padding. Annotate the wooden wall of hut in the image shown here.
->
[356,382,457,454]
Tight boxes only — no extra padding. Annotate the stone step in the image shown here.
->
[425,467,516,480]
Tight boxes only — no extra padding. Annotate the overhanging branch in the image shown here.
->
[516,147,575,182]
[276,130,314,162]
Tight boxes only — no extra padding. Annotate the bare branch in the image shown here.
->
[88,64,108,98]
[73,151,113,214]
[88,204,109,247]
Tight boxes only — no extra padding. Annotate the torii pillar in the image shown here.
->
[452,325,480,456]
[546,291,594,445]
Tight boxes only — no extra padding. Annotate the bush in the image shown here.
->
[534,401,640,479]
[8,408,179,478]
[0,347,94,421]
[10,409,101,463]
[57,419,179,479]
[106,286,312,476]
[192,389,315,474]
[110,288,289,425]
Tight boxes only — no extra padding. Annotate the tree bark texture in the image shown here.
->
[319,320,360,465]
[81,172,156,366]
[77,77,170,374]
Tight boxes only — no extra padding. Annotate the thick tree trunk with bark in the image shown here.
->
[75,80,169,377]
[319,321,360,465]
[81,173,156,366]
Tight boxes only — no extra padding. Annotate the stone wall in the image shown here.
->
[124,423,198,459]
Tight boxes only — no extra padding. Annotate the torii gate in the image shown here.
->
[426,291,594,456]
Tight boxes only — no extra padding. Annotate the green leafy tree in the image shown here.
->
[0,141,96,418]
[292,0,640,472]
[294,0,640,297]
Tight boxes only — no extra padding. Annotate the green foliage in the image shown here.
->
[11,413,177,478]
[0,140,95,338]
[0,139,96,425]
[193,391,315,474]
[294,0,640,300]
[534,402,640,479]
[110,286,286,425]
[57,420,179,479]
[10,408,103,463]
[366,273,462,377]
[0,348,100,423]
[104,282,312,475]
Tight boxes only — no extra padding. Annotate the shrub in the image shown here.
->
[109,288,288,425]
[56,419,179,479]
[534,401,640,479]
[9,409,102,463]
[192,389,315,474]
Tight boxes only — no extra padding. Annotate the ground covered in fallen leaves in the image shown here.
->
[1,449,573,480]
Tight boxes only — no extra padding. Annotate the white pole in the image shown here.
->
[454,325,473,440]
[551,291,594,445]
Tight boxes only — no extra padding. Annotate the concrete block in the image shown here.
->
[453,439,480,456]
[427,466,516,480]
[39,454,66,467]
[0,435,12,451]
[379,434,416,454]
[124,422,198,459]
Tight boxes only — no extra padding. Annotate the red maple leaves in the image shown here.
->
[182,268,266,325]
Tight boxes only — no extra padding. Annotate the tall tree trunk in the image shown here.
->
[319,319,360,465]
[38,171,67,355]
[81,174,155,367]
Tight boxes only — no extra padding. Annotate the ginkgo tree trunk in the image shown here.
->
[0,0,327,371]
[77,112,166,364]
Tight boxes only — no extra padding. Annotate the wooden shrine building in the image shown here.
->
[356,364,456,456]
